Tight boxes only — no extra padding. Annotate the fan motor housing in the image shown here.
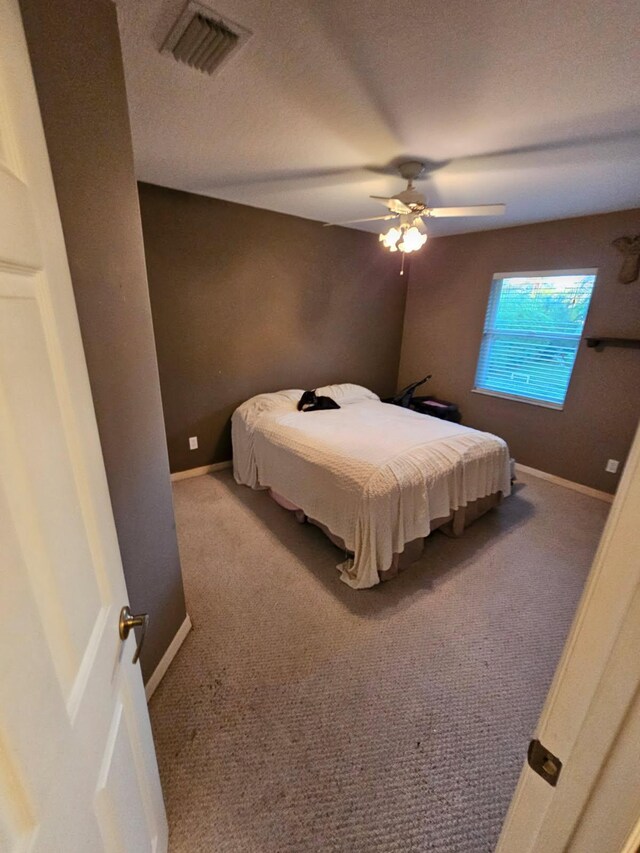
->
[395,188,427,209]
[398,161,427,182]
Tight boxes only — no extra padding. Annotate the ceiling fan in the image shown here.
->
[324,160,505,256]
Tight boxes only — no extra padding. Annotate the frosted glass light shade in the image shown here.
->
[379,227,402,251]
[380,222,427,254]
[398,226,427,253]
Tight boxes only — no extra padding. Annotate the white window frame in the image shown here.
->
[472,268,598,410]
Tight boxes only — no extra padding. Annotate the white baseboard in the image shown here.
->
[145,614,192,702]
[514,463,614,503]
[170,460,232,482]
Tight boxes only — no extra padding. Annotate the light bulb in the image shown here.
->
[398,226,427,253]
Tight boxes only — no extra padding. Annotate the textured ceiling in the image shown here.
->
[116,0,640,236]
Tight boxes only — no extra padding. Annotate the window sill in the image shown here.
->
[471,388,564,411]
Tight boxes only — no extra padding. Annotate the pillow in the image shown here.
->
[313,383,379,406]
[234,389,302,423]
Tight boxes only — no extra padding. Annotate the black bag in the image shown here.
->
[384,375,432,407]
[411,396,461,423]
[385,375,462,423]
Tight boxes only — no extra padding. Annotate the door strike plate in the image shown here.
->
[528,739,562,787]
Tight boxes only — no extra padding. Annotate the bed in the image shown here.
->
[232,383,511,589]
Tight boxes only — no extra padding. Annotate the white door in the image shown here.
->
[0,2,167,851]
[497,420,640,852]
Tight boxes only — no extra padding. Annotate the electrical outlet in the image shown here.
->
[605,459,619,474]
[189,436,198,450]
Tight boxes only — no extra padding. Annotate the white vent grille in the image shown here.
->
[161,2,251,76]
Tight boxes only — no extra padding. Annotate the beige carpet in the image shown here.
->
[150,470,609,852]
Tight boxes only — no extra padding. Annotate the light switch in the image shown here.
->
[189,436,198,450]
[605,459,619,474]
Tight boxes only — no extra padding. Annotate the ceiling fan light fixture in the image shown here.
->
[380,221,428,254]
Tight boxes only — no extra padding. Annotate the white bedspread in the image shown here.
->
[232,386,511,589]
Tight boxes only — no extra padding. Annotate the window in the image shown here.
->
[474,270,597,409]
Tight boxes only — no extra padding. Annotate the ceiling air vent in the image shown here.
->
[161,2,251,76]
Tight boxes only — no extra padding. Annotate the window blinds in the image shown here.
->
[474,273,596,407]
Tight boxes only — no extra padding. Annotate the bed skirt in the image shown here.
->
[268,489,503,582]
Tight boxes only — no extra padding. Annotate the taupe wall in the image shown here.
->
[21,0,186,680]
[399,209,640,493]
[138,183,407,472]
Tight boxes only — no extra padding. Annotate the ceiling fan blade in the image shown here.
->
[426,204,506,218]
[370,195,412,214]
[323,214,398,227]
[454,130,640,168]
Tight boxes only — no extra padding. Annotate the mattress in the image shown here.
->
[232,384,511,589]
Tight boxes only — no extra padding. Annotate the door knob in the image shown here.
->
[119,606,149,664]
